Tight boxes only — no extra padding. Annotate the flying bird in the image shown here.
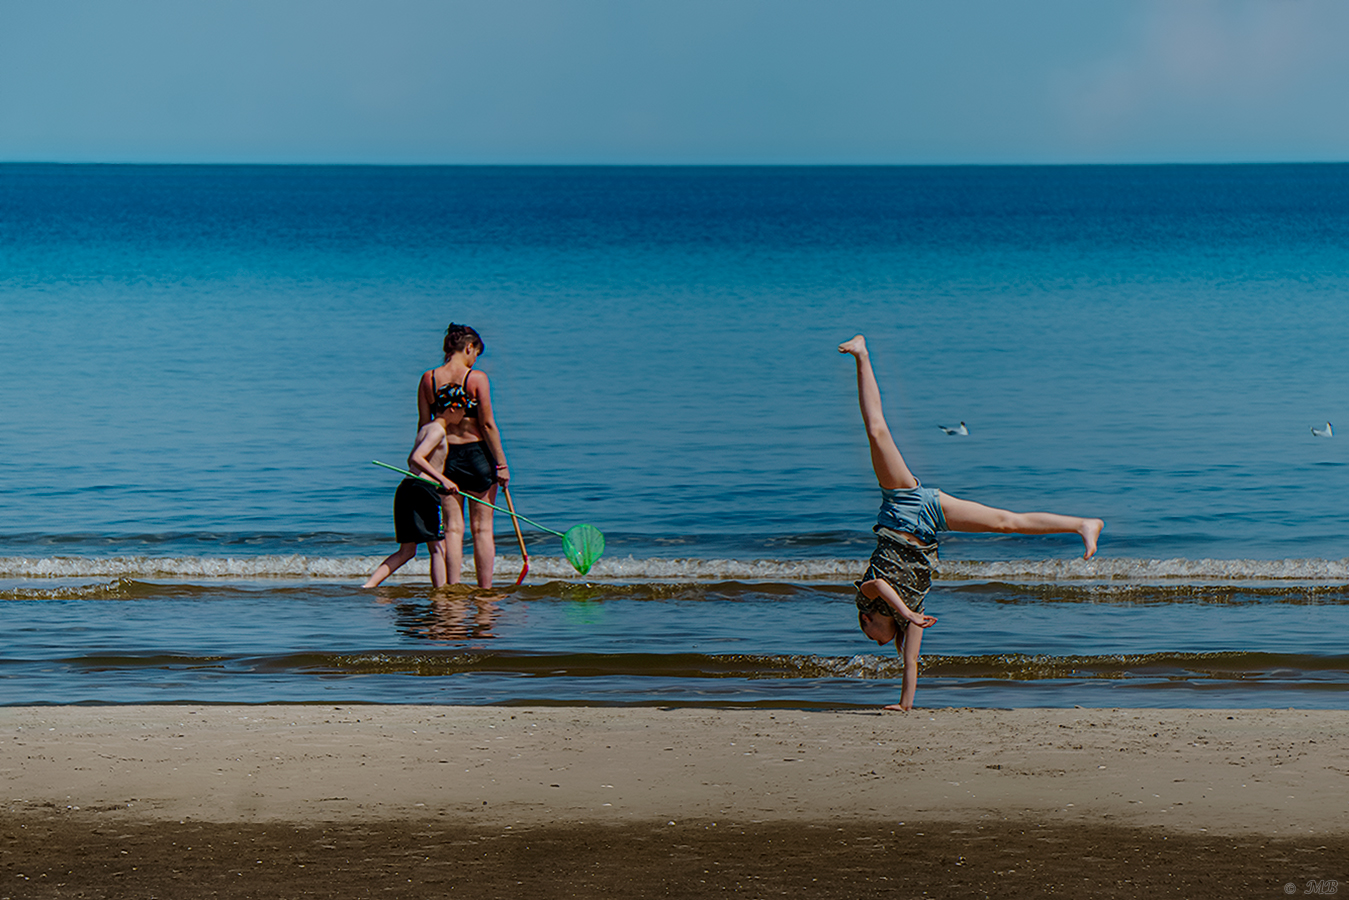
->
[1311,422,1333,438]
[938,422,969,436]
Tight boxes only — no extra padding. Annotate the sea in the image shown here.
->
[3,163,1348,709]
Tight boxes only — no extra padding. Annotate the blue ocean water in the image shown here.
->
[3,164,1348,708]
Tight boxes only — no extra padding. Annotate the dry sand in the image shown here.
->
[3,705,1346,898]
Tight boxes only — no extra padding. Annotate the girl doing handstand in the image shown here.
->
[840,335,1104,711]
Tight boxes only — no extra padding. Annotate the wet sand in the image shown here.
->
[3,705,1346,898]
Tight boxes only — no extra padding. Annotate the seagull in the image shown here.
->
[1311,422,1333,438]
[938,422,969,436]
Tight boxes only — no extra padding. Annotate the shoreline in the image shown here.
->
[6,705,1346,898]
[8,553,1349,582]
[6,705,1345,835]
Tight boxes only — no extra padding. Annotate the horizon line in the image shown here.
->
[4,158,1349,168]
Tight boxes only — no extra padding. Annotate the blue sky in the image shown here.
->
[2,0,1347,165]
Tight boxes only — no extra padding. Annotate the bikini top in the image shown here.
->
[431,370,480,418]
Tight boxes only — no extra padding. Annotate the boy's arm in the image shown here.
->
[409,426,458,493]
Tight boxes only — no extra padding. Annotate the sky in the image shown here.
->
[2,0,1348,165]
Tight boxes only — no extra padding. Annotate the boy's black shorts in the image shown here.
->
[393,478,444,544]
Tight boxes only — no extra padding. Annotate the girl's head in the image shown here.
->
[443,323,484,361]
[859,609,899,647]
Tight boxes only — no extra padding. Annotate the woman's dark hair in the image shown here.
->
[443,323,484,361]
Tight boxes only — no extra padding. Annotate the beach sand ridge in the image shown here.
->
[5,705,1345,898]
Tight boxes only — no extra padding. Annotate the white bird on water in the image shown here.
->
[938,422,969,436]
[1311,422,1333,438]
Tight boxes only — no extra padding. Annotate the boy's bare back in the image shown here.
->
[407,416,458,494]
[411,418,450,474]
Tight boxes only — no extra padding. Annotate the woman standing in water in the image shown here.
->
[839,334,1103,711]
[417,324,511,589]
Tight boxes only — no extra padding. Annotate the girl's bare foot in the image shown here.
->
[1080,518,1105,559]
[838,334,867,356]
[883,703,911,711]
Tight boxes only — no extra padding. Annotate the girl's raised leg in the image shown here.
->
[838,335,919,490]
[938,492,1104,560]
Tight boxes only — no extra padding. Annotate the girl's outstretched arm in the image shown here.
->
[838,335,919,490]
[885,621,926,712]
[860,577,937,629]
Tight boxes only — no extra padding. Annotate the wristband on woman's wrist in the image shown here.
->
[496,464,508,469]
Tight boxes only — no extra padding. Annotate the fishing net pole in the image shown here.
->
[372,461,605,575]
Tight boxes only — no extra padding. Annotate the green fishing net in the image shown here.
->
[562,524,605,575]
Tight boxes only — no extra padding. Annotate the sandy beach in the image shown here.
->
[3,705,1346,897]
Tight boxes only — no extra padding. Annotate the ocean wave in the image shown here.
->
[8,577,1347,605]
[946,558,1349,582]
[28,649,1349,684]
[0,554,860,580]
[0,555,392,579]
[948,581,1349,605]
[5,554,1349,583]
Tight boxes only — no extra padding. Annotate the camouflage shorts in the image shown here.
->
[854,526,939,618]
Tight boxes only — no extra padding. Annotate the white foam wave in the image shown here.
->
[0,555,398,579]
[0,555,861,581]
[942,557,1349,582]
[3,555,1349,582]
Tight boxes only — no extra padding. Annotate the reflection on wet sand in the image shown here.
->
[388,586,503,642]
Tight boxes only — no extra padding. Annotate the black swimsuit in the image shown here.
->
[442,442,496,494]
[429,370,493,493]
[431,371,480,418]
